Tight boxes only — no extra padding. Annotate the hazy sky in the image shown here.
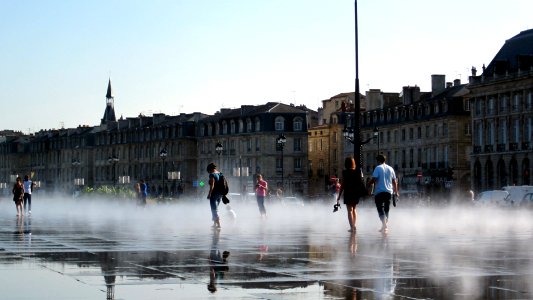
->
[1,0,532,133]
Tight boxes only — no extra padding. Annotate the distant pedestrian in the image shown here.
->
[139,179,148,206]
[207,162,222,229]
[12,177,24,217]
[337,157,367,232]
[23,175,35,215]
[255,174,268,218]
[367,155,398,233]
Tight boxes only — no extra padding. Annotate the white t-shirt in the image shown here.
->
[372,163,396,195]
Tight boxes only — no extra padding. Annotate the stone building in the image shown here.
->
[338,75,472,200]
[468,29,533,192]
[196,103,313,198]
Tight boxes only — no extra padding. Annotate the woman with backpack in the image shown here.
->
[206,162,222,229]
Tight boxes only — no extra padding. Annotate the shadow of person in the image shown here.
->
[207,230,230,293]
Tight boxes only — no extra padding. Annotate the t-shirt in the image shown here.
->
[256,179,268,197]
[23,180,33,194]
[372,163,396,195]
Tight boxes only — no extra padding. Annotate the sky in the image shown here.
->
[1,0,532,133]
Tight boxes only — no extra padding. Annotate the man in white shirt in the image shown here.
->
[367,155,398,233]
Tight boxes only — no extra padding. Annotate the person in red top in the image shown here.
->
[255,174,268,218]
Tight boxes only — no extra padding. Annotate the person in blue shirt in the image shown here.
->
[139,179,148,206]
[367,155,398,233]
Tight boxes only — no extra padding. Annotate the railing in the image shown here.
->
[509,143,518,151]
[474,146,482,154]
[497,144,506,152]
[484,145,494,153]
[522,142,530,150]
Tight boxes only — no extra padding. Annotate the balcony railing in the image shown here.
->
[509,143,518,151]
[497,144,506,152]
[522,142,530,150]
[484,145,494,153]
[473,146,482,154]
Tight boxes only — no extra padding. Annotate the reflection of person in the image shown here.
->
[207,230,230,293]
[255,174,268,218]
[337,157,364,232]
[12,177,24,216]
[23,175,34,215]
[207,163,222,229]
[367,155,398,233]
[349,232,358,256]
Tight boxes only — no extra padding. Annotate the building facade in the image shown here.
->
[468,29,533,192]
[196,103,311,197]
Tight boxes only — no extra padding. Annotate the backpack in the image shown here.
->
[215,173,229,196]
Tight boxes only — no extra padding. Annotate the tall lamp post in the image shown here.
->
[108,155,119,187]
[343,115,376,171]
[352,0,363,174]
[373,127,380,154]
[159,148,167,197]
[276,134,287,191]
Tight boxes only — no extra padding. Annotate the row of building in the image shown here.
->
[1,29,532,199]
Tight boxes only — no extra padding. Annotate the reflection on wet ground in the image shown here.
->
[0,198,532,299]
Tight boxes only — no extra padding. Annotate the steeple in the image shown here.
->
[101,78,117,125]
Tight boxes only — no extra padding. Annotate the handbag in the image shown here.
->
[356,181,368,198]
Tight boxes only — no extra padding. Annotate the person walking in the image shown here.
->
[337,157,366,232]
[12,177,25,217]
[139,179,148,206]
[206,162,222,229]
[22,175,35,215]
[367,154,398,233]
[255,174,268,218]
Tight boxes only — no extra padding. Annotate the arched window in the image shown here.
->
[246,118,252,132]
[275,116,285,131]
[222,121,228,134]
[230,120,235,134]
[293,117,303,131]
[255,117,261,132]
[239,119,244,133]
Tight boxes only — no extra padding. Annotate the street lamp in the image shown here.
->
[108,155,119,187]
[215,142,223,156]
[159,148,167,197]
[72,158,82,192]
[352,0,363,174]
[373,127,380,154]
[276,134,287,191]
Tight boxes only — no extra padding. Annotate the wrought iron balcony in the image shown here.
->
[522,142,530,150]
[509,143,518,151]
[484,145,493,153]
[497,144,506,152]
[473,146,482,154]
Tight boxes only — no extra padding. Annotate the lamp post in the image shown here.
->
[276,134,287,191]
[343,115,376,171]
[159,148,167,197]
[72,158,81,192]
[373,127,380,154]
[108,155,119,187]
[215,142,223,156]
[352,0,363,174]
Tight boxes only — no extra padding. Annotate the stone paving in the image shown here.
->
[0,197,532,299]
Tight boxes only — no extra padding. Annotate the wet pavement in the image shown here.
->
[0,197,532,299]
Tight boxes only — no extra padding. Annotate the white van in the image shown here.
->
[502,185,533,206]
[476,190,510,206]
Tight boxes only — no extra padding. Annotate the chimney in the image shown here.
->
[431,74,446,96]
[453,79,461,86]
[446,82,453,88]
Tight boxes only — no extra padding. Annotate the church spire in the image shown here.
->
[101,78,117,125]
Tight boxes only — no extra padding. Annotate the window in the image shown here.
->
[434,102,439,114]
[500,95,508,112]
[239,120,244,133]
[230,120,235,134]
[255,118,261,132]
[425,125,430,138]
[443,123,448,137]
[488,97,495,115]
[527,91,533,110]
[513,119,520,143]
[401,129,406,141]
[294,158,302,171]
[487,120,495,145]
[293,117,303,131]
[275,116,285,131]
[387,131,391,143]
[499,118,507,144]
[409,128,414,140]
[246,118,252,132]
[513,94,521,111]
[294,138,302,151]
[417,127,422,139]
[434,124,438,137]
[333,132,337,144]
[222,121,228,134]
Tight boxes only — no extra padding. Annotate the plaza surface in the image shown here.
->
[0,196,532,299]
